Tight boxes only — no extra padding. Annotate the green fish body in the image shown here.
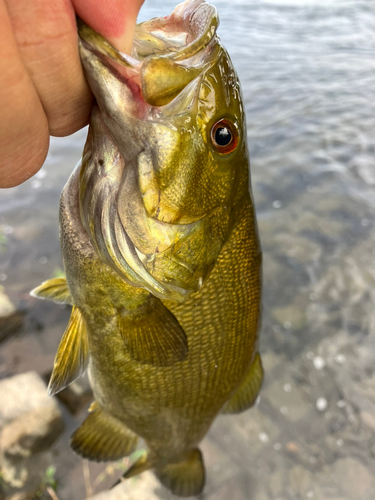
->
[31,0,262,496]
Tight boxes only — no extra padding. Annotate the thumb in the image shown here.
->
[72,0,145,53]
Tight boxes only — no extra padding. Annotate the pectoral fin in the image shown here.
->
[222,353,263,414]
[70,404,138,461]
[118,296,188,367]
[48,306,89,396]
[30,277,72,304]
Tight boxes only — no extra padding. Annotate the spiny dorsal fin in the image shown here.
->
[70,404,138,462]
[118,296,188,367]
[156,448,205,497]
[30,277,72,305]
[222,353,263,414]
[48,306,89,396]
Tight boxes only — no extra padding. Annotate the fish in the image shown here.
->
[31,0,263,496]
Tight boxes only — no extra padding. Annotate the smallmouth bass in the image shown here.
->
[31,0,263,496]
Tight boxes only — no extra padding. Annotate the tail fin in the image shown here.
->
[112,448,205,497]
[156,448,205,497]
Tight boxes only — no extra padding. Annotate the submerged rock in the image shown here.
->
[0,286,24,342]
[0,372,64,498]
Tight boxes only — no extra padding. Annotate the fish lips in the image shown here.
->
[77,0,219,111]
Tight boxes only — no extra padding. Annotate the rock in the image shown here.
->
[87,471,165,500]
[288,466,324,500]
[262,376,310,422]
[0,372,57,428]
[1,406,64,460]
[0,286,24,342]
[361,411,375,431]
[331,458,375,500]
[271,297,309,331]
[0,372,64,498]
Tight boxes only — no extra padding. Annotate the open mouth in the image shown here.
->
[78,0,220,107]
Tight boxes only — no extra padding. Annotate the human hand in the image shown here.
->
[0,0,144,188]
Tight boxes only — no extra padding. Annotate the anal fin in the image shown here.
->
[30,277,72,304]
[48,306,89,396]
[156,448,205,497]
[70,405,138,462]
[118,296,188,367]
[222,353,263,414]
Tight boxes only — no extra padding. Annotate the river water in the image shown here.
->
[0,0,374,499]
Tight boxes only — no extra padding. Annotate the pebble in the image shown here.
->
[313,356,325,370]
[280,405,288,415]
[259,432,269,443]
[334,354,346,364]
[316,397,328,412]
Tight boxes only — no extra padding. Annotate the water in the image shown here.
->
[1,1,375,499]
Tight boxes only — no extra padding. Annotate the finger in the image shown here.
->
[0,0,49,188]
[72,0,145,53]
[5,0,93,137]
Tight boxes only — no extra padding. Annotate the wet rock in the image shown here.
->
[262,375,310,422]
[271,296,309,331]
[0,372,64,497]
[273,233,322,264]
[331,458,375,500]
[0,286,24,342]
[87,471,164,500]
[0,372,56,428]
[288,466,323,500]
[361,411,375,431]
[1,405,64,461]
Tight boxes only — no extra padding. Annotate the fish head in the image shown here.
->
[78,0,250,301]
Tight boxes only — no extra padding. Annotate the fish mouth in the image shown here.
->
[77,1,223,302]
[77,0,220,107]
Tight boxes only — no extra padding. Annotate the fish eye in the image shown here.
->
[211,119,239,154]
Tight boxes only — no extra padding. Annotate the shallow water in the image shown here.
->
[1,0,374,499]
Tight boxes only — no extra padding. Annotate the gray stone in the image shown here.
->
[0,372,56,429]
[1,406,64,461]
[262,376,310,422]
[0,286,24,342]
[87,472,163,500]
[331,458,375,500]
[0,372,64,497]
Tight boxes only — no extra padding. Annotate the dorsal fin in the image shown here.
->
[30,277,72,304]
[118,296,188,367]
[48,307,89,396]
[222,353,263,414]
